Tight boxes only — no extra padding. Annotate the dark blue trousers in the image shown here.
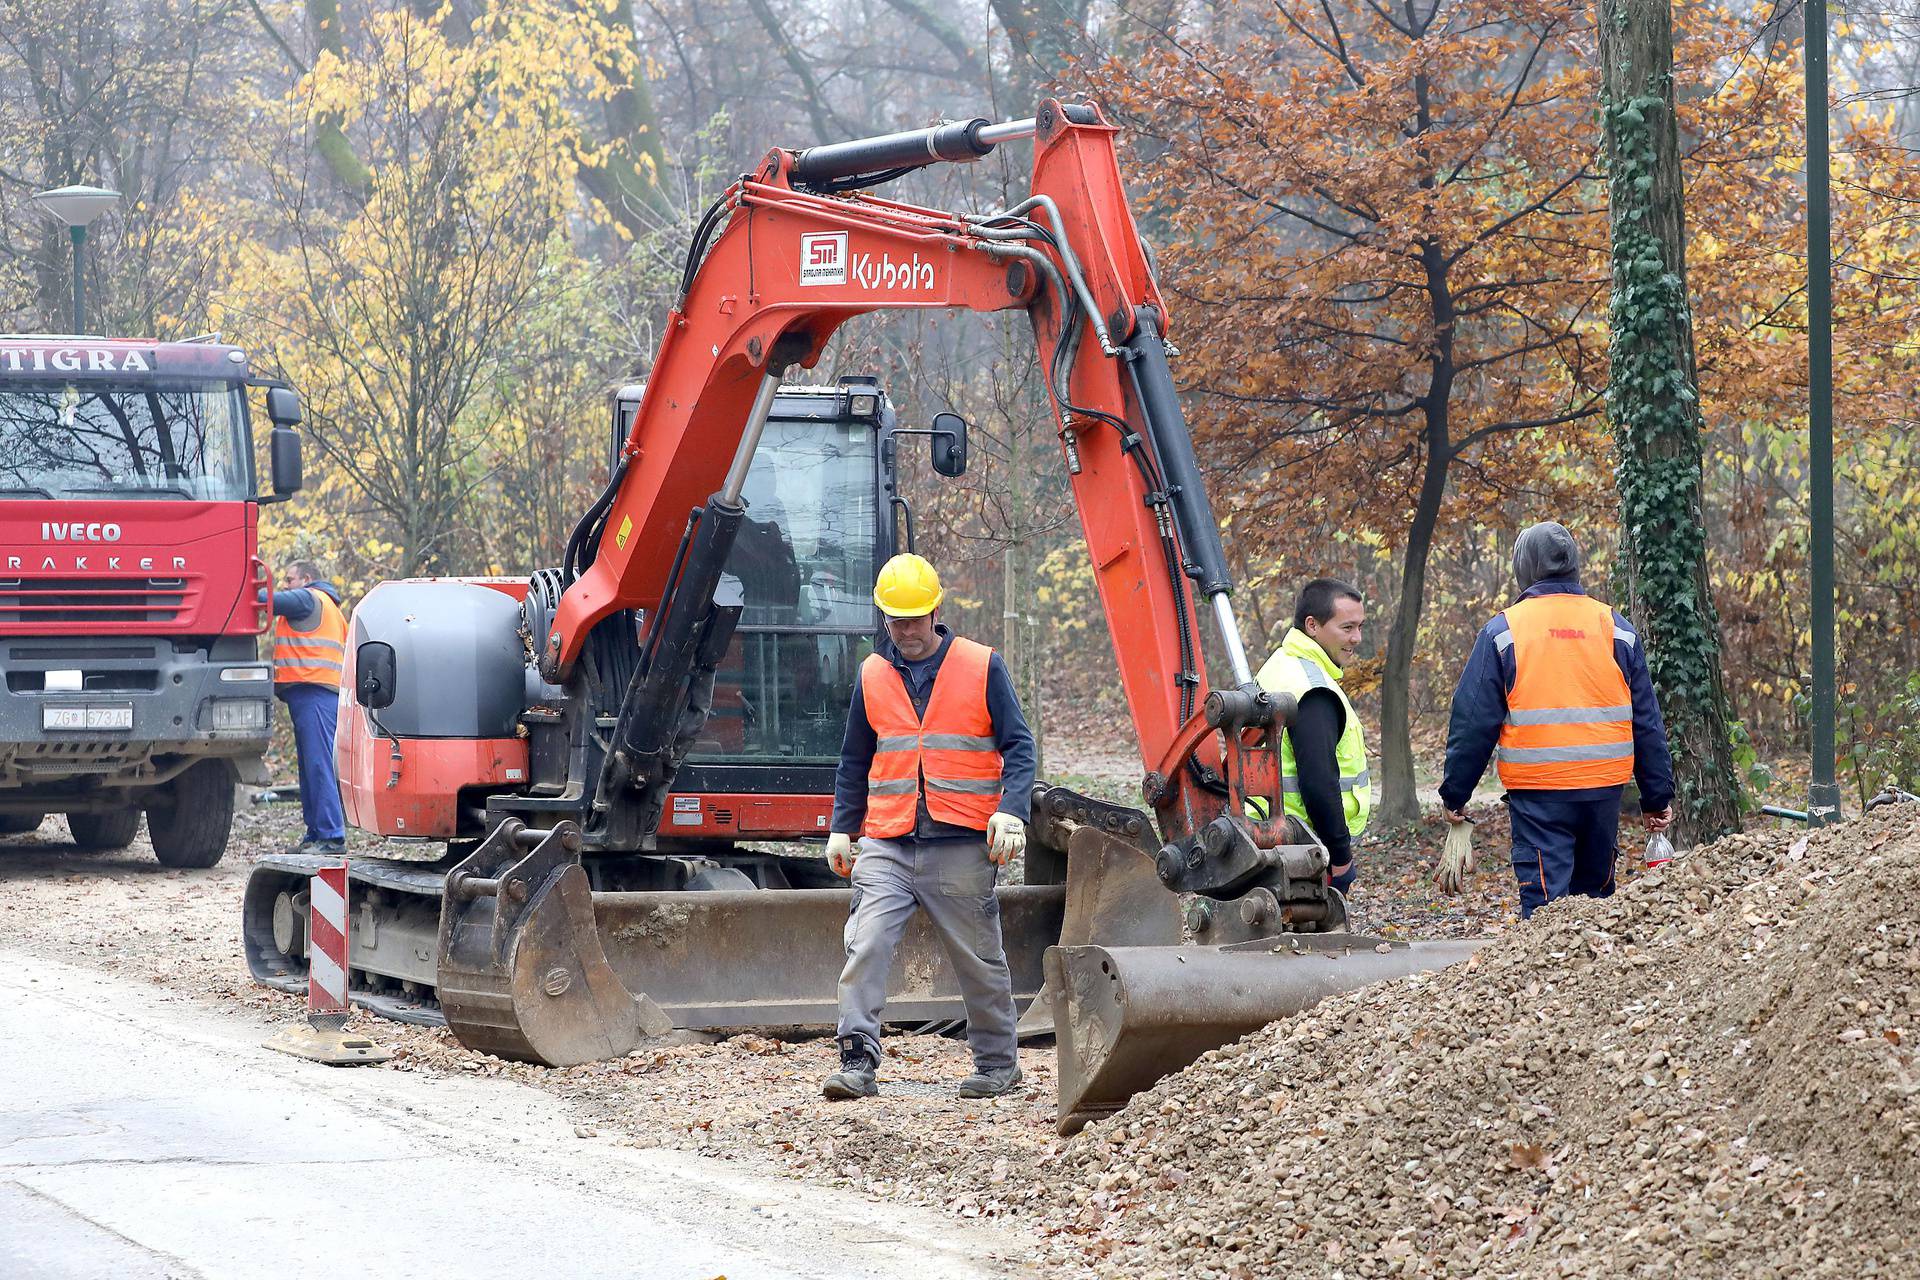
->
[281,683,346,843]
[1506,789,1622,919]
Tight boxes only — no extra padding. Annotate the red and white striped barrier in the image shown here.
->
[265,857,389,1063]
[307,862,349,1024]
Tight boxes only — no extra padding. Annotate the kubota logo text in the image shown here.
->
[42,522,121,542]
[852,251,935,292]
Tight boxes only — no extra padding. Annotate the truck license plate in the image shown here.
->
[42,705,133,731]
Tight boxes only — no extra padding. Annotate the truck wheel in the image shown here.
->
[67,809,142,850]
[0,813,45,837]
[147,761,236,869]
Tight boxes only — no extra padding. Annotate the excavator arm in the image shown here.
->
[549,101,1319,912]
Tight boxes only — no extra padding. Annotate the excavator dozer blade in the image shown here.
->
[585,884,1065,1029]
[1048,935,1485,1135]
[1016,820,1184,1038]
[433,821,1070,1064]
[436,821,672,1066]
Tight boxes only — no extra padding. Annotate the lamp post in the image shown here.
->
[1805,2,1839,825]
[30,184,120,334]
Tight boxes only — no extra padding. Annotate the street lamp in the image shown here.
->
[30,184,120,334]
[1804,4,1839,825]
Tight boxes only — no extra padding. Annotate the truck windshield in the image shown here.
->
[0,379,250,501]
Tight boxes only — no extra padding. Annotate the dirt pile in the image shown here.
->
[1039,805,1920,1278]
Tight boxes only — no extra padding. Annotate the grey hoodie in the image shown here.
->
[1513,522,1582,591]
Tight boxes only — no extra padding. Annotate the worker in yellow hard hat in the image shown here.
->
[820,553,1036,1101]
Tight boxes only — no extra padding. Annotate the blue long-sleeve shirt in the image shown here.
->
[270,580,342,628]
[1439,580,1675,814]
[831,626,1037,839]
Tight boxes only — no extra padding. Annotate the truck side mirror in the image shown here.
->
[356,642,397,710]
[931,412,968,478]
[269,426,303,497]
[266,386,303,426]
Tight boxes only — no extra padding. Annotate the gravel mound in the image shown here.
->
[1040,805,1920,1278]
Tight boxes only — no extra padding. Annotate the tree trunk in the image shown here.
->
[304,0,372,196]
[1599,0,1744,843]
[1376,411,1451,828]
[578,0,672,228]
[1376,232,1457,828]
[989,0,1090,111]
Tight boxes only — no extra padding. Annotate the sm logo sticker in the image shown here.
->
[800,232,847,286]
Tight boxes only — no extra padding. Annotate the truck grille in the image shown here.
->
[0,577,191,625]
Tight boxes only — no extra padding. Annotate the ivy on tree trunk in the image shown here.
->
[1599,0,1744,843]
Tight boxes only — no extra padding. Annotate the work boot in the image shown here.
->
[822,1035,878,1100]
[293,838,347,856]
[958,1063,1023,1099]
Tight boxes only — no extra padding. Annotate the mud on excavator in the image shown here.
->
[244,101,1478,1134]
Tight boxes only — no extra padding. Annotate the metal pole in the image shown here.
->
[70,225,85,333]
[975,118,1038,146]
[718,372,784,507]
[1806,0,1841,825]
[1210,593,1255,687]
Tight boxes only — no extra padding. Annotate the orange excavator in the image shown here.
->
[244,101,1477,1133]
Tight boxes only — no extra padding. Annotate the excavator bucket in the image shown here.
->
[436,820,672,1066]
[1048,934,1485,1135]
[1016,814,1184,1038]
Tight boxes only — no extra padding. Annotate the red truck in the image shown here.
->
[0,335,303,866]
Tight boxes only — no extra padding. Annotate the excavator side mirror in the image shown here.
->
[930,412,968,478]
[356,641,397,710]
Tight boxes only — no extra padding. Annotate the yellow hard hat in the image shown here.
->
[874,553,944,618]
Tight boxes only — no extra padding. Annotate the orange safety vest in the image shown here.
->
[1496,594,1634,790]
[273,591,347,690]
[860,636,1004,837]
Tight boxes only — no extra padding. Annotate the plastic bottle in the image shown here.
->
[1644,831,1675,870]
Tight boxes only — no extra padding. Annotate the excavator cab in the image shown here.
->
[608,378,901,838]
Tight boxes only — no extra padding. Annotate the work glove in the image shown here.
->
[986,812,1026,866]
[1435,814,1476,894]
[827,832,856,877]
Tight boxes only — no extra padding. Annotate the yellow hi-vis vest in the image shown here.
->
[1253,627,1371,838]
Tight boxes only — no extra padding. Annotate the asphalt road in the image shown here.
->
[0,949,1038,1280]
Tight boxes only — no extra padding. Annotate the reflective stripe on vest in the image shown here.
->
[1496,594,1634,790]
[1252,628,1371,838]
[274,592,348,689]
[860,636,1004,837]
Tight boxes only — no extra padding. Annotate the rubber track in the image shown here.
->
[243,854,453,1027]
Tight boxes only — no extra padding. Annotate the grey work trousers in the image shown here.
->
[836,835,1018,1071]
